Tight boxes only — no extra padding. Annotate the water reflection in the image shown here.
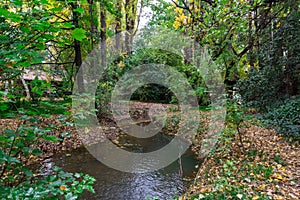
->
[41,133,198,200]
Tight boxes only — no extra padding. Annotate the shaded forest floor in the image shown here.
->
[1,102,299,199]
[184,125,300,200]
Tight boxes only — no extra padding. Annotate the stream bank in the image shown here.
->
[0,101,207,199]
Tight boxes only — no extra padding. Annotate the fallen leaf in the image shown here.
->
[252,195,260,200]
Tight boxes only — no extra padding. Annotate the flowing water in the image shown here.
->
[40,132,199,200]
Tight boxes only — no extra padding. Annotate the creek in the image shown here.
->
[39,132,199,200]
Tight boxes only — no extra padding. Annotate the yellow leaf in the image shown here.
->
[257,184,265,191]
[200,187,211,193]
[174,7,181,13]
[173,21,181,30]
[179,14,186,22]
[274,195,284,200]
[277,175,283,180]
[272,173,283,180]
[252,196,260,200]
[118,61,125,68]
[60,185,67,191]
[276,22,281,28]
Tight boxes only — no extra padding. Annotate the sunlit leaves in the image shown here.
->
[73,7,84,13]
[71,28,86,41]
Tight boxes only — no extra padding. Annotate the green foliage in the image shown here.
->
[96,47,210,113]
[262,96,300,138]
[131,84,173,103]
[0,115,95,199]
[0,99,70,118]
[237,6,300,109]
[0,0,90,102]
[236,4,299,140]
[0,0,69,74]
[188,159,252,200]
[29,78,52,102]
[226,101,244,127]
[147,0,176,29]
[124,48,182,103]
[237,67,282,109]
[173,64,210,105]
[249,164,273,179]
[72,28,87,42]
[0,167,95,200]
[1,0,298,197]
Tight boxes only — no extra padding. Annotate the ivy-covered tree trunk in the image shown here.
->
[125,0,138,54]
[100,1,107,67]
[71,2,85,93]
[115,1,122,51]
[88,0,98,48]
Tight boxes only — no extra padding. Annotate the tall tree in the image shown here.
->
[162,0,290,96]
[100,0,107,67]
[125,0,138,54]
[88,0,98,48]
[71,1,85,93]
[115,0,122,51]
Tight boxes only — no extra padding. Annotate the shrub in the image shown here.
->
[237,66,288,110]
[96,48,210,113]
[0,115,95,199]
[262,96,300,138]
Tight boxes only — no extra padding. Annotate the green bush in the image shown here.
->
[131,84,173,103]
[0,115,95,199]
[262,96,300,138]
[96,48,210,113]
[1,167,95,200]
[126,48,183,67]
[237,9,300,110]
[237,66,285,109]
[96,48,183,107]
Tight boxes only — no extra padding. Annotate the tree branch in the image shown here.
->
[171,0,193,16]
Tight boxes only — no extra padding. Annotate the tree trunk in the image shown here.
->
[125,0,138,54]
[125,0,131,54]
[71,2,85,93]
[115,1,122,51]
[100,1,107,67]
[20,76,31,100]
[3,81,9,99]
[88,0,97,48]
